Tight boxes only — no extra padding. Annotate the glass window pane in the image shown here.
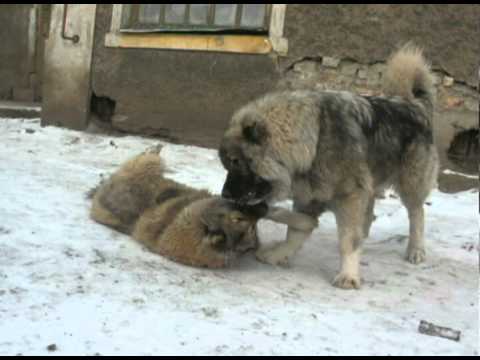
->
[241,4,266,28]
[165,4,186,24]
[121,4,131,27]
[214,4,237,26]
[138,4,161,24]
[189,4,209,25]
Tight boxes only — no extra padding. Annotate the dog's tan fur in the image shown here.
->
[90,148,260,268]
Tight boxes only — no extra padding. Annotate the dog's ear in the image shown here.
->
[242,115,268,145]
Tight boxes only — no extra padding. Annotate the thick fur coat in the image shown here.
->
[219,45,439,288]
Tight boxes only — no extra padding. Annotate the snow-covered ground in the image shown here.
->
[0,118,478,356]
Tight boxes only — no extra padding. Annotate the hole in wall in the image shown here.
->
[90,92,116,124]
[447,128,479,174]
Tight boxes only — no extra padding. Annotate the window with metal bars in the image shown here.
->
[120,4,271,34]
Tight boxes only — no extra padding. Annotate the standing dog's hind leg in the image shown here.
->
[363,196,375,239]
[332,192,369,290]
[404,203,426,264]
[396,145,438,265]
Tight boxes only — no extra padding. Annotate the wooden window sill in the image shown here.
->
[105,32,275,54]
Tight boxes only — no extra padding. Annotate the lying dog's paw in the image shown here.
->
[406,246,426,264]
[255,244,292,267]
[332,272,361,290]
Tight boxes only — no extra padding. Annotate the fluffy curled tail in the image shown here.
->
[383,43,435,110]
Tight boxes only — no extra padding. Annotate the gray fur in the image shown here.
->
[219,45,439,289]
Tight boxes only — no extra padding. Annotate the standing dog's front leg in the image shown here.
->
[256,207,317,266]
[332,192,369,290]
[256,226,314,266]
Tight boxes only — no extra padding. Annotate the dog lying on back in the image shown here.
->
[89,146,267,268]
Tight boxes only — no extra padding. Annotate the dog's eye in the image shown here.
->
[231,216,245,223]
[230,157,240,167]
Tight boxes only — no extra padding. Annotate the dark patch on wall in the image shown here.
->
[90,92,116,124]
[447,128,479,174]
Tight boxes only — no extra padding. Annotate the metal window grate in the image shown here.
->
[120,4,271,33]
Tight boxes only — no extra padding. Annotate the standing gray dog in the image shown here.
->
[219,44,439,289]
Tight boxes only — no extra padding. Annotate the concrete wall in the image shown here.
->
[88,4,478,150]
[90,5,278,148]
[0,4,51,101]
[283,4,479,87]
[41,4,97,129]
[10,2,462,166]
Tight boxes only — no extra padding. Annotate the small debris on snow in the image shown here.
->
[46,344,58,352]
[418,320,461,342]
[91,249,107,264]
[0,227,10,235]
[201,307,220,318]
[66,137,81,145]
[461,242,477,253]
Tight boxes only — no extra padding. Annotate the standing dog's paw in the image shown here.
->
[255,245,291,267]
[332,272,361,290]
[406,247,426,264]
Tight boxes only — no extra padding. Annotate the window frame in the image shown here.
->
[120,4,272,34]
[105,4,288,55]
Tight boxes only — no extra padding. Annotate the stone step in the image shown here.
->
[0,101,41,119]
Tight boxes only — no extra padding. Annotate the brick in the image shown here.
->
[293,60,317,74]
[340,63,359,77]
[357,68,368,80]
[464,98,479,112]
[443,76,454,87]
[322,56,341,68]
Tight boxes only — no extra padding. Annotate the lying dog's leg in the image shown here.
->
[332,192,368,290]
[256,206,318,266]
